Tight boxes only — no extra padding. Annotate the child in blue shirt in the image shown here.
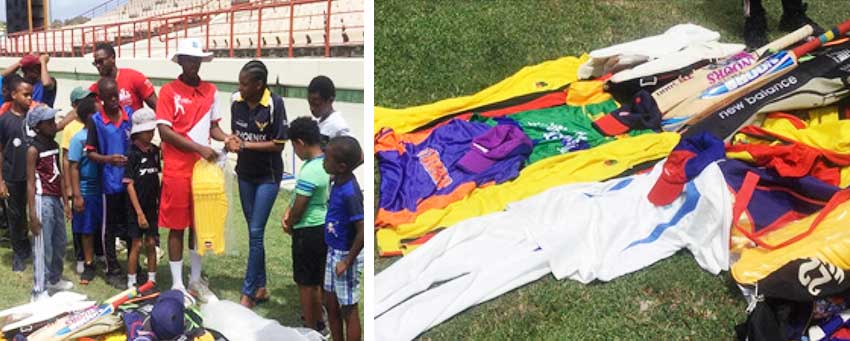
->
[322,135,363,341]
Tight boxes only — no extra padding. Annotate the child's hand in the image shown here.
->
[335,260,349,276]
[108,154,127,166]
[29,215,41,235]
[138,215,149,229]
[281,214,292,235]
[0,181,8,198]
[73,196,84,213]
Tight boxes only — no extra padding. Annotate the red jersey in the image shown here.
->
[89,68,156,111]
[155,78,220,178]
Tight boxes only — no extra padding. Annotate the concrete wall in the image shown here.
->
[0,57,365,184]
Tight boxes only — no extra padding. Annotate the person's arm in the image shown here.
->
[0,142,7,198]
[337,220,363,276]
[70,161,84,213]
[84,117,125,165]
[210,120,229,142]
[242,140,284,153]
[283,194,310,234]
[26,147,40,235]
[125,181,148,228]
[39,55,54,89]
[158,124,218,162]
[62,150,72,208]
[57,109,77,131]
[60,156,70,221]
[143,93,158,111]
[136,73,157,110]
[1,62,20,78]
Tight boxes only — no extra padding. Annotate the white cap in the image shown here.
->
[130,108,157,135]
[170,38,213,64]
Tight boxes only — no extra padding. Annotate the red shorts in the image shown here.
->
[159,176,193,230]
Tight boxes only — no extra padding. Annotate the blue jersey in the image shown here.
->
[68,128,100,196]
[325,177,364,251]
[85,106,134,194]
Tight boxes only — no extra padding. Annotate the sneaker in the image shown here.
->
[46,279,74,291]
[156,246,164,260]
[188,279,217,303]
[106,273,127,290]
[744,14,769,50]
[31,291,50,303]
[779,2,825,35]
[80,263,95,285]
[76,261,84,274]
[12,256,25,273]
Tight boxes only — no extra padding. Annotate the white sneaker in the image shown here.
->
[188,279,217,303]
[46,279,74,291]
[31,291,50,302]
[156,246,164,260]
[76,261,84,274]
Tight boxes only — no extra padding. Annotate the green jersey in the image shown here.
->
[292,156,330,229]
[472,100,649,164]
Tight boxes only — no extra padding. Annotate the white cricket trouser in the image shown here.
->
[375,212,550,341]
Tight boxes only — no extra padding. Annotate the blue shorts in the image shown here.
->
[324,248,363,306]
[72,195,103,235]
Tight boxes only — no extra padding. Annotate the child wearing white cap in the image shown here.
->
[123,108,162,288]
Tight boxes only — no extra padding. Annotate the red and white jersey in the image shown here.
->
[156,79,221,178]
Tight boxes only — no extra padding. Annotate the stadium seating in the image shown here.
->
[4,0,362,58]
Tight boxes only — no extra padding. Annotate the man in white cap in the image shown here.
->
[155,38,235,298]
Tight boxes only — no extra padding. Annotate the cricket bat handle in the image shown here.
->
[755,25,813,56]
[791,19,850,57]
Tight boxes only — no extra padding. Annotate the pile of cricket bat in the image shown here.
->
[26,281,154,341]
[648,19,850,140]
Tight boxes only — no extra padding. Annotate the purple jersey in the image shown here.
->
[377,119,531,227]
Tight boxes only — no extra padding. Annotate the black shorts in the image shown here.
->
[105,193,129,238]
[292,225,327,286]
[127,209,159,240]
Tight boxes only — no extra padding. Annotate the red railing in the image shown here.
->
[0,0,363,59]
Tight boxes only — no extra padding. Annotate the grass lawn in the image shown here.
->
[375,0,848,339]
[0,183,363,330]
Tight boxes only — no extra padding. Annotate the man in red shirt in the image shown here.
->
[90,43,158,111]
[156,38,235,298]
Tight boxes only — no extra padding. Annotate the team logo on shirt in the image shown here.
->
[119,88,132,105]
[174,95,187,116]
[255,120,269,132]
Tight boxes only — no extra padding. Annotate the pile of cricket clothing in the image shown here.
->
[0,285,323,341]
[374,21,850,340]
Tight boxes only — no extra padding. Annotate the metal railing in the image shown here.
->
[1,0,363,58]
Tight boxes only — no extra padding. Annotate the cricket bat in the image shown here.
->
[652,25,814,114]
[28,281,154,341]
[665,18,850,132]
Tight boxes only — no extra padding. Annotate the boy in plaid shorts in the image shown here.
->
[322,136,363,341]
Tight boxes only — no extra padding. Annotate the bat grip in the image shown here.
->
[791,19,850,57]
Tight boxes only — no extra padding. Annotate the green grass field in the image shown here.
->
[375,0,848,339]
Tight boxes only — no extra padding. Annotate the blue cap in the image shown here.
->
[26,106,58,129]
[150,290,185,339]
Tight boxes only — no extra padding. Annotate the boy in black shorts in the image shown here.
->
[122,108,161,288]
[282,117,330,332]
